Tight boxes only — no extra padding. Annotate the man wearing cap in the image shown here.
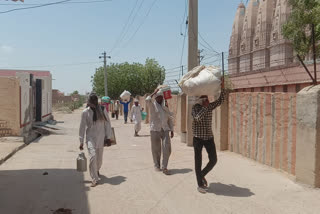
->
[130,99,143,137]
[146,88,174,175]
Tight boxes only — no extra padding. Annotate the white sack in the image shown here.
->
[179,65,221,96]
[120,90,131,101]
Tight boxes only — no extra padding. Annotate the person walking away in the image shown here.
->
[130,99,143,136]
[79,93,112,187]
[146,89,174,175]
[120,98,132,124]
[191,82,226,193]
[114,100,120,120]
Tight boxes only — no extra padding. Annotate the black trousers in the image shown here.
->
[124,111,128,122]
[115,110,119,120]
[193,137,218,187]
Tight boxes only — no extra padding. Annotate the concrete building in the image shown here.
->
[0,70,52,137]
[228,0,320,92]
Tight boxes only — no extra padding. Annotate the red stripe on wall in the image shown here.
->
[265,94,272,166]
[251,94,257,160]
[42,113,52,118]
[233,94,237,153]
[239,93,244,155]
[274,94,282,169]
[243,94,248,157]
[282,94,290,172]
[258,95,265,163]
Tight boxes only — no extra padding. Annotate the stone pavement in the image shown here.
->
[0,109,320,214]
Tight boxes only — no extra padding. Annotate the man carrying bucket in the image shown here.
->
[146,87,174,175]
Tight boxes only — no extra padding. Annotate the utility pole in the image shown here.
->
[222,52,225,84]
[186,0,198,146]
[99,51,111,96]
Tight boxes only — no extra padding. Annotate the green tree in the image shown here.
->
[72,90,79,95]
[282,0,320,57]
[91,58,165,99]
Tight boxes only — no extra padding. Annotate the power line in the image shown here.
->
[109,0,140,54]
[180,0,188,35]
[180,18,188,69]
[2,61,101,69]
[0,0,72,14]
[0,0,112,6]
[115,0,159,54]
[198,32,220,54]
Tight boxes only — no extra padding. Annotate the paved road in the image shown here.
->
[1,109,320,214]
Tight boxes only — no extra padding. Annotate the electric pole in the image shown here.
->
[99,51,111,96]
[186,0,198,146]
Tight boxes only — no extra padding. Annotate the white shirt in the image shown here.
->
[79,107,112,148]
[115,103,120,111]
[130,105,142,122]
[146,96,174,132]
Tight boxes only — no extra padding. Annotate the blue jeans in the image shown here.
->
[124,111,128,123]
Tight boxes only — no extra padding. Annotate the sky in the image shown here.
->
[0,0,243,94]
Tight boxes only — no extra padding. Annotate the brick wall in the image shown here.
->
[0,120,12,137]
[0,77,20,136]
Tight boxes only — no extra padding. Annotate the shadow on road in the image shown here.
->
[99,175,127,185]
[169,168,193,175]
[207,182,254,197]
[0,169,90,214]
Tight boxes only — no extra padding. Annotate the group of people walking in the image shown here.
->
[79,83,225,193]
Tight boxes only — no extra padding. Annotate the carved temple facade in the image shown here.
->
[228,0,320,92]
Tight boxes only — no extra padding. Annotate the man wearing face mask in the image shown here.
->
[146,88,174,175]
[192,81,226,194]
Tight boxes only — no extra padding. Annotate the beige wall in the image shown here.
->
[296,85,320,187]
[16,72,32,131]
[0,77,20,136]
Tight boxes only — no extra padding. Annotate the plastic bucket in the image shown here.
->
[163,90,172,99]
[141,112,147,120]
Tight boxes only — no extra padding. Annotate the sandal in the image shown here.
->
[202,177,208,187]
[162,168,170,175]
[91,181,98,187]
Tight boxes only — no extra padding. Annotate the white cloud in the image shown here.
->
[0,45,14,54]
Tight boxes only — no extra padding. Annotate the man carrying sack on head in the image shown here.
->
[146,88,174,175]
[191,79,226,194]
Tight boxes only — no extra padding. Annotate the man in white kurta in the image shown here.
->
[146,89,174,175]
[130,99,142,136]
[79,105,112,186]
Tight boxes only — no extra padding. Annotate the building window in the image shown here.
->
[261,87,265,92]
[251,88,254,92]
[296,84,301,93]
[283,85,288,92]
[271,86,275,92]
